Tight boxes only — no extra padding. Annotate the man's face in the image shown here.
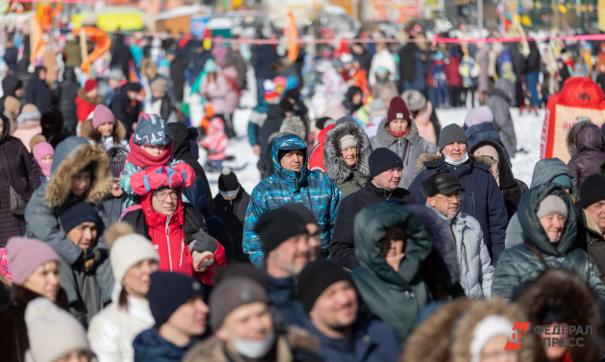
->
[442,142,467,161]
[15,87,24,98]
[111,177,123,198]
[66,221,97,250]
[279,150,304,172]
[585,200,605,234]
[428,192,461,219]
[217,302,273,344]
[151,188,178,216]
[539,213,566,243]
[372,167,402,191]
[266,234,312,277]
[166,296,209,337]
[340,146,357,167]
[309,281,358,332]
[71,171,92,197]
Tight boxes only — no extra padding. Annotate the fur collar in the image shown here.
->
[324,121,371,185]
[416,152,493,171]
[44,144,112,208]
[79,118,127,143]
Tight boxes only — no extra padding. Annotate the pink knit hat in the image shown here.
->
[32,142,54,177]
[7,237,60,285]
[92,104,116,130]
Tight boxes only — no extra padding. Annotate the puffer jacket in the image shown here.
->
[409,154,508,263]
[88,295,154,362]
[24,137,114,304]
[567,121,605,189]
[487,79,517,157]
[308,123,336,172]
[370,119,436,188]
[352,203,431,342]
[505,158,574,249]
[243,134,341,266]
[492,184,605,312]
[325,119,370,197]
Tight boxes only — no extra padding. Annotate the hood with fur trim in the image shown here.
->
[415,152,493,171]
[450,299,536,362]
[324,119,370,185]
[79,117,127,143]
[45,137,112,208]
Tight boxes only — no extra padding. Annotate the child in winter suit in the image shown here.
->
[119,113,181,210]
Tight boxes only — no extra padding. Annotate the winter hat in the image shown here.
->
[580,174,605,208]
[218,167,240,198]
[111,234,159,284]
[254,207,309,255]
[107,146,128,177]
[83,79,98,92]
[368,147,403,178]
[209,276,267,329]
[387,96,412,124]
[464,106,494,127]
[550,174,573,191]
[438,124,468,151]
[296,260,352,314]
[133,113,172,146]
[402,90,427,112]
[469,315,514,362]
[147,271,204,327]
[473,144,499,163]
[32,141,54,177]
[339,134,357,150]
[537,195,568,218]
[150,77,168,96]
[17,103,41,124]
[92,104,116,129]
[25,298,90,362]
[7,237,60,285]
[59,202,99,234]
[421,171,463,198]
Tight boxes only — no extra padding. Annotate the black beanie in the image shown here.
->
[580,174,605,208]
[59,202,99,234]
[438,124,467,151]
[368,148,403,178]
[296,260,353,314]
[218,167,239,192]
[421,171,463,197]
[255,207,308,255]
[147,271,204,327]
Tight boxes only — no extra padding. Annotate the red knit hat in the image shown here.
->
[387,96,411,123]
[83,79,98,92]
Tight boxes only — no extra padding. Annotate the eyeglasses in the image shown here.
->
[153,190,178,202]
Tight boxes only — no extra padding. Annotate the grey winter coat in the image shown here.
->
[325,119,371,197]
[25,137,114,304]
[487,79,517,157]
[505,158,574,249]
[449,211,494,298]
[371,119,436,188]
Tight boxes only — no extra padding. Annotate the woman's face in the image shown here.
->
[340,146,358,167]
[97,122,114,137]
[352,93,362,105]
[24,261,60,301]
[41,154,53,165]
[123,259,159,298]
[389,119,409,134]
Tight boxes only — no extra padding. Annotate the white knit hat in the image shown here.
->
[25,298,90,362]
[111,234,159,284]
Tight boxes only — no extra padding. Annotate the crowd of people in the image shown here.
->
[1,23,605,362]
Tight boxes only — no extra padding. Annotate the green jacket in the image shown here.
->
[351,202,432,342]
[493,184,605,312]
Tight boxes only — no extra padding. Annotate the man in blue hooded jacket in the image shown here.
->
[243,134,341,266]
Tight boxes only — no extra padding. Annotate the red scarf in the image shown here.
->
[389,128,411,139]
[127,137,173,168]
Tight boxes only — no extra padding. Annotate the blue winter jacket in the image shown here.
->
[133,328,196,362]
[243,134,341,266]
[409,154,508,263]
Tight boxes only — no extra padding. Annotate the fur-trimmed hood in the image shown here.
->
[324,118,370,185]
[566,120,604,158]
[79,118,127,143]
[450,299,536,362]
[44,136,112,208]
[415,152,493,171]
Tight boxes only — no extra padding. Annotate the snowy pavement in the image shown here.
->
[200,107,545,196]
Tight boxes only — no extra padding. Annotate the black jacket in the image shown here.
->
[209,189,250,262]
[25,66,54,112]
[110,84,142,137]
[110,33,133,80]
[58,68,79,135]
[329,182,413,269]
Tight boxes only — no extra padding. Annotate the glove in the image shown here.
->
[192,251,215,272]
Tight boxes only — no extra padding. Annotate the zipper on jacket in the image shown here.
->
[165,214,173,271]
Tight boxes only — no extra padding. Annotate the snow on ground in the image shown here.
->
[200,106,545,196]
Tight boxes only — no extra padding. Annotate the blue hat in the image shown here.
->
[147,272,204,327]
[59,202,99,234]
[133,113,171,146]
